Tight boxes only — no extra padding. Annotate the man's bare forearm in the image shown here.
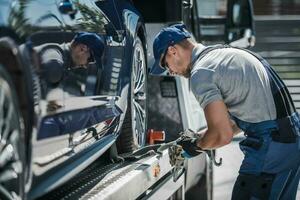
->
[195,120,240,150]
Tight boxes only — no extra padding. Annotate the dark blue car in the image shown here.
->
[0,0,256,198]
[0,0,148,199]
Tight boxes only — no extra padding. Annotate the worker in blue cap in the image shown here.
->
[70,32,104,68]
[34,32,105,138]
[150,24,192,77]
[34,32,105,84]
[151,24,300,199]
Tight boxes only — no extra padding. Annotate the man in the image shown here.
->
[31,32,105,138]
[150,24,300,199]
[34,32,105,84]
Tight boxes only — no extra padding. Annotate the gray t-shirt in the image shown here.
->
[190,44,276,123]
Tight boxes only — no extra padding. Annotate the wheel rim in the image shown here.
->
[0,76,23,200]
[131,41,147,147]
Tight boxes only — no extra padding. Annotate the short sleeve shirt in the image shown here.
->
[190,44,276,123]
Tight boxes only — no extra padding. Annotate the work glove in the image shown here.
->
[176,129,223,166]
[177,129,204,157]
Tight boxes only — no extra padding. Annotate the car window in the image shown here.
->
[57,0,127,97]
[21,0,68,103]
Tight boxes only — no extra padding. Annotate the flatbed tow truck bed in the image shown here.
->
[39,144,185,200]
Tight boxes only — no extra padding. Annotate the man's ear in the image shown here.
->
[168,45,177,55]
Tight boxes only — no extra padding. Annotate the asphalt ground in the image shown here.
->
[213,133,300,200]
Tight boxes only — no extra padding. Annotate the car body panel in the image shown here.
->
[0,0,146,198]
[28,134,117,199]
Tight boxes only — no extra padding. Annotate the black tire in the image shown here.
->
[117,37,148,153]
[0,64,25,200]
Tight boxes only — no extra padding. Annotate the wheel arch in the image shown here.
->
[120,9,147,102]
[117,10,148,152]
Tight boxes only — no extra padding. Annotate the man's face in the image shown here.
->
[161,45,192,78]
[71,43,91,67]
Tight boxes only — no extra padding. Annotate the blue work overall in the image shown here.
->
[198,45,300,199]
[231,116,300,199]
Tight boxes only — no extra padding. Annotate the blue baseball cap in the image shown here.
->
[150,24,191,75]
[73,32,105,66]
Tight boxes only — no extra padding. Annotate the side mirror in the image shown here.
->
[59,0,77,16]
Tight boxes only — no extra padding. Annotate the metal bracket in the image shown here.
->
[157,142,185,182]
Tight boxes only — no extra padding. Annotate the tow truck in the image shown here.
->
[34,0,255,199]
[32,0,257,199]
[38,74,218,200]
[39,140,194,199]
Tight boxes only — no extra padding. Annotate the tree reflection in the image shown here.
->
[74,0,107,34]
[8,0,35,38]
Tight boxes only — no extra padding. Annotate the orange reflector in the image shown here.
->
[147,129,165,145]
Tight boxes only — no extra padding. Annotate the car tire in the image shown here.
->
[0,64,25,200]
[117,36,148,153]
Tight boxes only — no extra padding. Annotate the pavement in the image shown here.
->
[213,134,300,200]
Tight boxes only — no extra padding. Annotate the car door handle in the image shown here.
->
[59,0,77,16]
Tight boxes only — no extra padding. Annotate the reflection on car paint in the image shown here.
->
[38,103,122,140]
[0,0,147,198]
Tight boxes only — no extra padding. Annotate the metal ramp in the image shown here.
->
[39,145,185,200]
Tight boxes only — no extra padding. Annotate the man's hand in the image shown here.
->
[177,129,204,157]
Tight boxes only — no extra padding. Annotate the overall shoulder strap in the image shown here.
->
[235,47,296,118]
